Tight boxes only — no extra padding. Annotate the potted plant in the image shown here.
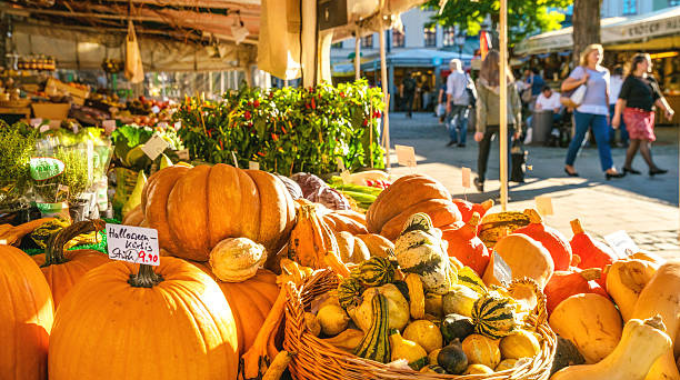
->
[0,122,38,218]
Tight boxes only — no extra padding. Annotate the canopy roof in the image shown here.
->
[515,6,680,55]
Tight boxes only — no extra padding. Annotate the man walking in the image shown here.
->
[402,72,417,118]
[446,59,472,147]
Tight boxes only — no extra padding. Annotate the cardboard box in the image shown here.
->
[31,102,70,120]
[46,77,90,99]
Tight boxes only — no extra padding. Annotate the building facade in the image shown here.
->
[601,0,678,17]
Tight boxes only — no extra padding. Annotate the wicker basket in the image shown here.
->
[284,270,557,380]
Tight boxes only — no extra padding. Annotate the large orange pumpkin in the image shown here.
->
[141,165,296,261]
[0,244,54,380]
[366,174,460,240]
[49,258,239,380]
[193,263,279,355]
[31,220,110,308]
[441,212,489,275]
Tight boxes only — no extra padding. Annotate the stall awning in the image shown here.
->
[515,6,680,55]
[359,49,475,71]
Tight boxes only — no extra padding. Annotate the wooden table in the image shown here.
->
[0,107,31,121]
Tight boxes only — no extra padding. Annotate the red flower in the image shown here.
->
[257,151,266,157]
[362,119,368,127]
[244,111,252,120]
[271,133,279,141]
[253,99,260,107]
[340,91,345,98]
[311,98,316,109]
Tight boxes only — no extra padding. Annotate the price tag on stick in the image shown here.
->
[102,120,117,134]
[395,145,417,168]
[535,196,554,216]
[336,158,346,171]
[248,161,260,170]
[177,149,190,161]
[141,134,170,161]
[231,152,239,168]
[461,167,471,188]
[604,230,639,259]
[106,224,160,266]
[492,250,513,286]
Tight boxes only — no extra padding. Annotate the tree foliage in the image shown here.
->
[424,0,572,46]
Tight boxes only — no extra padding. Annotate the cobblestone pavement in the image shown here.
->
[385,112,680,259]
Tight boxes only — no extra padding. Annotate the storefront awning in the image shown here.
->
[359,49,475,71]
[515,6,680,55]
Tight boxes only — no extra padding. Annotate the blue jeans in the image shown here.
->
[609,104,629,145]
[448,105,469,144]
[566,110,613,172]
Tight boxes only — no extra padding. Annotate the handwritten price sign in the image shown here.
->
[106,224,160,266]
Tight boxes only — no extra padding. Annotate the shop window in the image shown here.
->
[392,29,405,48]
[361,35,373,49]
[443,27,455,47]
[331,42,343,49]
[623,0,637,15]
[424,26,436,47]
[671,0,680,6]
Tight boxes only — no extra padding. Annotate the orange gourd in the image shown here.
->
[122,205,145,226]
[141,165,295,261]
[570,219,617,288]
[452,199,494,223]
[441,212,489,275]
[355,233,395,258]
[322,210,368,235]
[0,244,54,380]
[193,262,279,355]
[544,266,609,315]
[31,220,110,308]
[512,209,572,270]
[483,234,554,289]
[366,174,461,240]
[49,259,239,380]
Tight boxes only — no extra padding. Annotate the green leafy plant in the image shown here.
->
[32,146,93,204]
[0,121,38,210]
[174,80,385,175]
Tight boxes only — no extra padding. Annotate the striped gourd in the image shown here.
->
[353,294,391,363]
[338,278,365,309]
[471,293,519,340]
[351,257,395,287]
[457,267,488,295]
[478,211,531,249]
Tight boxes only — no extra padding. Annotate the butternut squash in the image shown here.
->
[605,257,660,322]
[630,260,680,380]
[549,293,622,363]
[551,316,671,380]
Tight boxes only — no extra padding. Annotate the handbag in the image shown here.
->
[521,89,533,103]
[510,138,527,183]
[125,20,145,84]
[560,67,587,108]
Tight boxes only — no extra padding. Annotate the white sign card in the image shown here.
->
[151,105,161,114]
[231,151,239,168]
[461,167,471,188]
[493,250,513,286]
[157,121,169,130]
[106,224,160,266]
[248,161,260,170]
[604,230,639,259]
[103,120,117,134]
[535,196,554,216]
[30,118,43,128]
[177,149,190,161]
[49,120,61,131]
[395,145,417,168]
[174,121,182,130]
[141,134,170,161]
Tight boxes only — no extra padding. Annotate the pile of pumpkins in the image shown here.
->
[304,212,548,376]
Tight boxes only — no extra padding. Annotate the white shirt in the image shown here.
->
[610,75,624,105]
[446,70,470,106]
[535,91,562,111]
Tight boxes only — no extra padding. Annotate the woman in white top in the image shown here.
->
[561,44,624,180]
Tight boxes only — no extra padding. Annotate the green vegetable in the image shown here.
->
[0,122,37,209]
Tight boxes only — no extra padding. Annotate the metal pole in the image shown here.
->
[355,26,361,81]
[379,12,391,171]
[499,0,509,211]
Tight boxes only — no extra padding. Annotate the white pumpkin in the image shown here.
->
[209,237,266,282]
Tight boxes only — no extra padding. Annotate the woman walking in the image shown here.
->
[562,44,624,179]
[613,53,675,176]
[474,50,522,192]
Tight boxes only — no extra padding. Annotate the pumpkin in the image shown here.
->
[31,220,110,308]
[208,237,266,282]
[0,244,54,380]
[496,359,519,371]
[366,174,460,239]
[478,211,531,248]
[0,217,55,246]
[122,204,145,226]
[141,164,296,261]
[441,313,475,344]
[390,330,429,370]
[629,260,680,380]
[321,329,364,351]
[354,294,391,363]
[443,285,479,317]
[334,231,371,264]
[512,209,572,270]
[499,330,540,359]
[404,320,443,353]
[193,262,279,355]
[471,292,519,340]
[438,340,468,375]
[405,273,425,319]
[551,315,672,380]
[544,267,609,315]
[451,198,494,223]
[337,278,365,310]
[351,256,395,287]
[349,284,410,332]
[441,212,489,275]
[355,233,395,258]
[606,257,660,322]
[483,234,554,289]
[317,304,350,336]
[462,334,501,369]
[549,293,622,363]
[464,364,494,375]
[288,202,349,276]
[49,259,239,380]
[322,209,368,235]
[394,213,454,295]
[569,219,617,288]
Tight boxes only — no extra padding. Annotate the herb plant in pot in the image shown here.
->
[0,122,37,221]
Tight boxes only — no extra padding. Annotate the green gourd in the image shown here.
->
[471,292,518,340]
[437,339,468,375]
[441,313,475,345]
[353,294,391,363]
[351,257,395,287]
[338,278,364,310]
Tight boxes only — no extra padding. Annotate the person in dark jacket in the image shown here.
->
[402,72,417,118]
[612,53,675,176]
